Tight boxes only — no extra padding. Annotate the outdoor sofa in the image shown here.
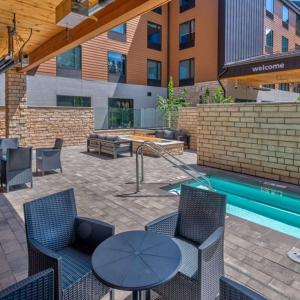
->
[87,134,133,159]
[146,184,226,300]
[23,188,114,300]
[154,129,190,148]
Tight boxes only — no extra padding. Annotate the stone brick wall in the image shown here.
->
[5,69,28,145]
[26,107,94,147]
[0,106,5,138]
[178,108,199,151]
[197,103,300,185]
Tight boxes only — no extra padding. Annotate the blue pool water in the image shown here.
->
[167,176,300,238]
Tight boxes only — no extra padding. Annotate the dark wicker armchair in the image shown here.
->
[220,277,267,300]
[1,147,33,192]
[36,138,63,176]
[23,189,115,300]
[145,185,226,300]
[0,268,54,300]
[0,138,19,157]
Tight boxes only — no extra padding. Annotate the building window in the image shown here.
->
[179,58,194,86]
[147,60,161,87]
[296,14,300,36]
[296,43,300,51]
[108,98,134,129]
[279,83,289,91]
[57,46,81,78]
[108,24,126,42]
[293,83,300,93]
[179,19,195,50]
[265,28,273,54]
[108,51,126,83]
[152,6,162,14]
[263,84,275,89]
[266,0,274,19]
[180,0,195,13]
[282,36,289,52]
[57,95,91,107]
[282,4,289,29]
[147,22,162,51]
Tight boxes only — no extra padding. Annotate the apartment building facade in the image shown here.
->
[1,0,300,128]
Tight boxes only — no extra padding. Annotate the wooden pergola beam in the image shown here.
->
[21,0,169,73]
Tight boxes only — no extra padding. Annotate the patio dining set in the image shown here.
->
[0,138,63,192]
[0,182,267,299]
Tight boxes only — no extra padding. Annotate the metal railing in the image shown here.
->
[135,141,213,193]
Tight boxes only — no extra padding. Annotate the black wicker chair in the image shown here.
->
[36,138,63,176]
[146,185,226,300]
[1,147,33,192]
[23,188,115,300]
[220,277,267,300]
[0,268,54,300]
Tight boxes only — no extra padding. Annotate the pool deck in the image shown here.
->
[1,146,300,299]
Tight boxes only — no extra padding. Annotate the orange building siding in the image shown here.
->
[37,8,168,87]
[168,0,219,86]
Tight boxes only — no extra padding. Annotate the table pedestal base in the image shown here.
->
[132,290,151,300]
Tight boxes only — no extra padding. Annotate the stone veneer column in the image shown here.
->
[5,68,28,145]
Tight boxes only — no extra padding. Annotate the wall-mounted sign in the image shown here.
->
[222,55,300,79]
[252,63,285,73]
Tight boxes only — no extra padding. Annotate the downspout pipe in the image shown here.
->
[217,68,228,98]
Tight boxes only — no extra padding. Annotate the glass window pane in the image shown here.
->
[108,51,126,82]
[283,5,289,23]
[266,0,274,14]
[57,46,81,70]
[266,28,273,47]
[180,0,195,12]
[148,60,161,80]
[282,37,289,52]
[111,24,126,34]
[147,22,162,50]
[57,95,91,107]
[180,60,190,80]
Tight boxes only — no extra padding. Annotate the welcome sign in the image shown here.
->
[222,55,300,79]
[252,63,285,73]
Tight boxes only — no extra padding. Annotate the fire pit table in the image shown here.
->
[120,135,184,157]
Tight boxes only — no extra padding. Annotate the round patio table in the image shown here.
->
[92,230,182,300]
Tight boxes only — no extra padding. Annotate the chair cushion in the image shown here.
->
[57,246,92,289]
[163,130,175,140]
[172,237,198,280]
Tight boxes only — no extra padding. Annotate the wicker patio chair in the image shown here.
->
[36,138,63,176]
[23,188,115,300]
[0,268,54,300]
[145,184,226,300]
[220,277,267,300]
[0,138,19,157]
[1,147,33,192]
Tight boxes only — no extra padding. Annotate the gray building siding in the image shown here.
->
[219,0,265,66]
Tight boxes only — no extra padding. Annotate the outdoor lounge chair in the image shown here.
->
[36,138,63,176]
[24,188,115,300]
[145,184,226,300]
[0,268,54,300]
[1,147,33,192]
[220,277,267,300]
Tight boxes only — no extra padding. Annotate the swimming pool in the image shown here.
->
[167,176,300,238]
